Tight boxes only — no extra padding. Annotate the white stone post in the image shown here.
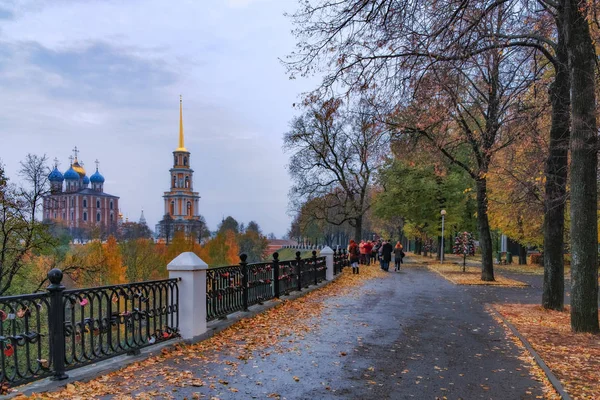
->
[321,246,334,280]
[168,252,208,340]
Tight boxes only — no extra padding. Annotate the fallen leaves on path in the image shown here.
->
[428,264,528,286]
[488,306,561,400]
[23,266,385,399]
[494,304,600,400]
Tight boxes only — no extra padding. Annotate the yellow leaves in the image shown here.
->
[293,376,300,382]
[428,264,529,286]
[494,304,600,399]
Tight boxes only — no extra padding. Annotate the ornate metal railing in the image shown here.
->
[206,251,328,322]
[0,269,179,388]
[63,279,179,370]
[0,292,52,385]
[333,248,348,275]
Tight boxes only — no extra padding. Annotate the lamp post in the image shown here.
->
[440,210,446,263]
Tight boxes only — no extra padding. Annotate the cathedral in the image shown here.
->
[43,148,119,237]
[157,97,202,241]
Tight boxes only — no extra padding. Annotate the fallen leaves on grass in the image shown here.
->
[428,264,528,287]
[26,266,384,399]
[494,304,600,400]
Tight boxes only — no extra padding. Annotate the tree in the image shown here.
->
[159,214,174,244]
[121,239,164,282]
[565,0,599,332]
[119,221,152,241]
[218,216,240,235]
[189,216,209,243]
[104,235,126,285]
[453,232,476,272]
[239,221,269,262]
[287,0,597,331]
[285,98,387,241]
[0,155,54,295]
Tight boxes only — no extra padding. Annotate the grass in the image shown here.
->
[428,264,529,286]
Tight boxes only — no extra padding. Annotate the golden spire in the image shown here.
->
[176,95,187,151]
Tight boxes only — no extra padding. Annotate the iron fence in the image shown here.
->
[0,269,179,388]
[334,248,348,274]
[206,251,328,322]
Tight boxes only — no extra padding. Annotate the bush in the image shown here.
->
[529,253,542,265]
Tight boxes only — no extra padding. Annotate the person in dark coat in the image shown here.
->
[381,240,393,271]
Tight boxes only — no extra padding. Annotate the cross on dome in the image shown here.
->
[72,146,79,160]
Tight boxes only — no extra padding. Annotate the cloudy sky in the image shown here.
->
[0,0,320,237]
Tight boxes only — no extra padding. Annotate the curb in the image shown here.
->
[4,273,342,399]
[489,307,571,400]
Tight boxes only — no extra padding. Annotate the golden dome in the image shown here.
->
[71,159,86,177]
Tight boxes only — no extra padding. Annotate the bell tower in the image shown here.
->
[159,96,201,239]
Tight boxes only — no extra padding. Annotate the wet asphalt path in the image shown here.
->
[105,263,547,399]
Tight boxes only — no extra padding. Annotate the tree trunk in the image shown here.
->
[353,217,363,243]
[518,245,527,265]
[543,25,570,311]
[475,177,494,281]
[566,0,599,333]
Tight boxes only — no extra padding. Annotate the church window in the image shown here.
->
[173,176,176,188]
[83,212,87,221]
[174,155,177,165]
[170,201,175,215]
[70,212,73,220]
[96,200,100,208]
[97,213,101,222]
[185,177,189,188]
[184,157,188,166]
[83,199,87,208]
[187,202,192,216]
[110,213,113,222]
[110,201,113,210]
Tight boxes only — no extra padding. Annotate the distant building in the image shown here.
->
[157,97,202,241]
[43,148,119,237]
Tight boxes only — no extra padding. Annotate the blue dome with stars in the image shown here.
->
[48,167,64,182]
[90,169,105,183]
[64,167,79,180]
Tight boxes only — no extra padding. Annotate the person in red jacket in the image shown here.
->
[364,241,374,265]
[348,240,360,274]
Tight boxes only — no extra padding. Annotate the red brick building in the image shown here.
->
[43,150,119,238]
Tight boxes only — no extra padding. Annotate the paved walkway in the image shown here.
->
[52,260,549,399]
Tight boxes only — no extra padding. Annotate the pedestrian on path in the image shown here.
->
[364,240,374,265]
[359,240,367,265]
[348,239,360,274]
[381,239,393,271]
[394,242,403,271]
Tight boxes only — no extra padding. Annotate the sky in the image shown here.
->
[0,0,320,237]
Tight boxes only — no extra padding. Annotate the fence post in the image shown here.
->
[312,250,318,285]
[240,254,249,311]
[47,268,68,381]
[342,248,348,267]
[321,246,334,280]
[272,252,280,298]
[167,252,208,340]
[296,251,302,291]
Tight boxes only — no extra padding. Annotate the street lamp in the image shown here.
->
[440,210,447,263]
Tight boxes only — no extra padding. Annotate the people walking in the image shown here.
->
[394,242,403,271]
[359,240,366,265]
[348,239,360,274]
[381,239,393,272]
[364,240,373,265]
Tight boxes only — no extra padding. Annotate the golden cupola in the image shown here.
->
[71,158,86,177]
